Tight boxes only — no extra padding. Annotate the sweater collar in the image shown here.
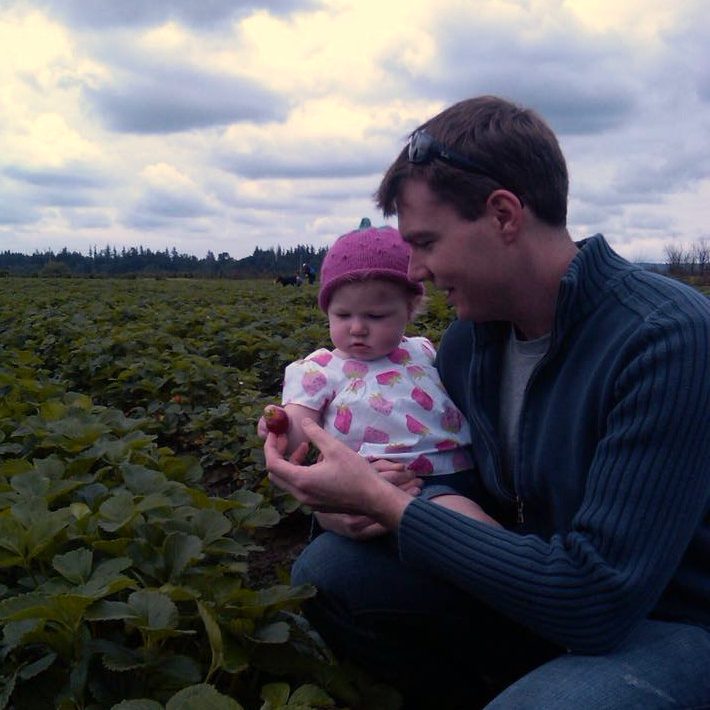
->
[554,234,637,333]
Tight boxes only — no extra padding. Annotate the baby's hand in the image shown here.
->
[258,405,290,439]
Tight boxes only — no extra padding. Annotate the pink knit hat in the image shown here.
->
[318,225,424,311]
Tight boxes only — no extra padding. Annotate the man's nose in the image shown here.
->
[407,255,427,283]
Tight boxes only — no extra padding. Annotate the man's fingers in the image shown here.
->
[300,418,347,455]
[289,441,310,464]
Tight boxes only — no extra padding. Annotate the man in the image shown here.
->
[265,96,710,708]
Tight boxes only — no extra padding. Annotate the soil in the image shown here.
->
[202,465,312,588]
[247,510,312,587]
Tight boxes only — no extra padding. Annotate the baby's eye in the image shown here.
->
[368,313,387,320]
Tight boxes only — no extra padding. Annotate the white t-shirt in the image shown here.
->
[498,326,550,479]
[281,336,473,476]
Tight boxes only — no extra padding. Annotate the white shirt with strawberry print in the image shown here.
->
[281,336,474,476]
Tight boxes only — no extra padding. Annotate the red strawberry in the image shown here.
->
[436,438,458,451]
[343,360,369,379]
[387,347,411,365]
[421,340,436,358]
[406,365,426,379]
[302,369,327,396]
[369,392,394,415]
[334,405,352,434]
[411,386,434,411]
[441,404,463,433]
[263,405,289,434]
[347,378,365,393]
[385,443,413,454]
[308,351,333,367]
[363,426,390,444]
[376,370,401,387]
[405,414,429,435]
[408,455,434,474]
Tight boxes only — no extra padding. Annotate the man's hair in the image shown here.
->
[375,95,569,227]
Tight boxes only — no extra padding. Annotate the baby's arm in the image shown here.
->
[282,403,322,455]
[429,494,502,528]
[259,403,321,457]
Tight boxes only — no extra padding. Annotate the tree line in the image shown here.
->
[664,238,710,278]
[0,244,327,279]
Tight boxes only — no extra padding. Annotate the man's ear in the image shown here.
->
[486,189,524,242]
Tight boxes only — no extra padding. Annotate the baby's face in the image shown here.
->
[327,280,410,360]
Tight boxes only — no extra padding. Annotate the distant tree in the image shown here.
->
[40,260,72,278]
[692,238,709,275]
[664,242,688,275]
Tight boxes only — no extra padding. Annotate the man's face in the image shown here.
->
[397,179,512,322]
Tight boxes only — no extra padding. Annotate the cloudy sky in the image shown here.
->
[0,0,708,263]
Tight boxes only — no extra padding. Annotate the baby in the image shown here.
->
[263,225,498,524]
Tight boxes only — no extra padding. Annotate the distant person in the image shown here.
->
[302,262,316,285]
[264,96,710,708]
[260,226,499,531]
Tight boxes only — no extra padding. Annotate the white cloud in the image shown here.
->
[0,0,708,262]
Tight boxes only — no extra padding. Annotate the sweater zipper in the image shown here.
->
[516,495,525,524]
[513,324,562,526]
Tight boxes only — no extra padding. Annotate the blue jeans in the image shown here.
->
[292,532,710,709]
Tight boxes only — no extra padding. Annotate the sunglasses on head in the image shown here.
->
[407,129,523,206]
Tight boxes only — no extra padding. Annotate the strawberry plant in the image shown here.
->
[0,346,398,708]
[0,277,457,708]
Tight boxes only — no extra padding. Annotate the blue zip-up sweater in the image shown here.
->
[398,234,710,654]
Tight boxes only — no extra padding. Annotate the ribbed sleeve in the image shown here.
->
[400,236,710,654]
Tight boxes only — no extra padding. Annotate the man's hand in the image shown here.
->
[314,512,388,540]
[265,419,419,530]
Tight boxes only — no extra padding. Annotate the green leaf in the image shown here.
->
[151,654,201,693]
[192,509,232,545]
[98,490,137,532]
[289,684,335,707]
[0,516,25,557]
[18,651,57,680]
[69,502,91,520]
[260,682,290,707]
[0,671,17,710]
[165,684,243,710]
[84,600,136,621]
[251,621,289,644]
[135,493,174,513]
[197,602,223,679]
[231,507,281,529]
[121,464,169,495]
[111,700,164,710]
[163,533,203,583]
[10,470,50,498]
[2,618,42,649]
[128,590,179,631]
[53,548,93,584]
[102,645,144,672]
[204,538,250,558]
[24,508,73,560]
[222,635,249,675]
[0,458,32,477]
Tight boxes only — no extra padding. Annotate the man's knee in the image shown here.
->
[291,532,361,593]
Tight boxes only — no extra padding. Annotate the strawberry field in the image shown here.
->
[0,277,452,710]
